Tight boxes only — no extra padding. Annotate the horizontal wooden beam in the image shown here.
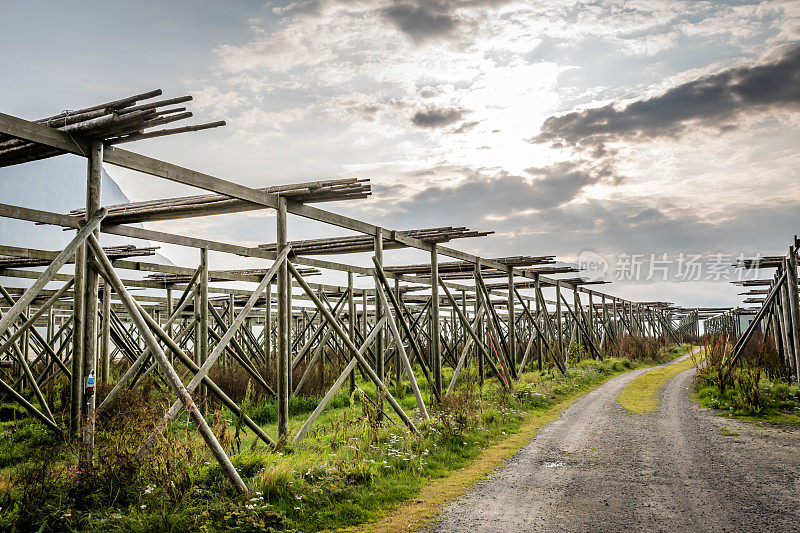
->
[0,111,646,308]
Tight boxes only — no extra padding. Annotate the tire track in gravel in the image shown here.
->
[428,349,800,532]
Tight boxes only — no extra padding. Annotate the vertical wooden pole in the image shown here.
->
[430,244,441,395]
[374,227,384,414]
[611,297,618,339]
[276,197,289,441]
[556,280,563,365]
[535,287,543,370]
[22,305,30,385]
[777,272,794,376]
[348,272,356,394]
[784,251,800,382]
[100,282,111,383]
[394,276,402,389]
[475,259,484,386]
[600,294,607,353]
[461,289,467,363]
[199,248,209,411]
[588,292,594,346]
[361,289,367,347]
[574,290,581,358]
[265,281,272,368]
[507,269,516,374]
[71,244,85,436]
[228,293,235,368]
[287,270,293,393]
[166,287,174,364]
[194,292,201,367]
[47,306,55,383]
[317,287,325,386]
[83,140,102,461]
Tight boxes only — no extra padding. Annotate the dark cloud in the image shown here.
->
[275,0,368,17]
[496,198,800,265]
[524,159,617,199]
[450,120,481,134]
[374,160,613,228]
[411,106,465,128]
[370,170,800,250]
[382,2,457,43]
[381,0,515,43]
[532,44,800,151]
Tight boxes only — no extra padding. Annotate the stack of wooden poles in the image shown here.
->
[259,226,492,256]
[146,266,320,285]
[0,89,224,167]
[383,255,556,278]
[0,245,157,269]
[69,179,372,224]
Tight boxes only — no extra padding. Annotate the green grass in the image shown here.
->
[694,378,800,424]
[617,344,696,414]
[0,355,653,532]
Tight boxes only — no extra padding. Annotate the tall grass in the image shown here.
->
[0,354,645,531]
[694,333,800,417]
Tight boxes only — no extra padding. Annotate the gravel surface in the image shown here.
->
[429,351,800,532]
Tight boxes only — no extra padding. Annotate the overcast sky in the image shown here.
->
[1,0,799,309]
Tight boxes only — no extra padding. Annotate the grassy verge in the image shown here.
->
[617,344,696,414]
[0,347,683,531]
[692,335,800,425]
[694,382,800,424]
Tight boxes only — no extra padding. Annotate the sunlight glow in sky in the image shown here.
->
[1,0,799,307]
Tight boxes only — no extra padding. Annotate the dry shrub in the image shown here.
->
[607,335,670,363]
[208,347,349,404]
[695,333,787,414]
[7,387,206,524]
[431,373,479,438]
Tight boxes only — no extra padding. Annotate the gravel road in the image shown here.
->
[429,351,800,532]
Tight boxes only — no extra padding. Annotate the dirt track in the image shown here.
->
[429,352,800,532]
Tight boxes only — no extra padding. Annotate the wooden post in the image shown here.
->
[556,280,564,365]
[535,286,542,370]
[430,244,441,395]
[348,272,356,394]
[22,304,30,387]
[374,227,384,415]
[778,276,794,377]
[475,260,484,386]
[394,276,402,390]
[601,294,608,354]
[265,281,272,368]
[228,293,235,368]
[81,141,102,458]
[784,252,800,383]
[166,287,174,364]
[287,274,293,393]
[71,245,85,436]
[361,288,368,348]
[588,292,595,346]
[193,291,201,366]
[199,248,209,411]
[507,269,516,374]
[317,287,325,386]
[573,290,581,358]
[100,282,111,383]
[276,197,289,441]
